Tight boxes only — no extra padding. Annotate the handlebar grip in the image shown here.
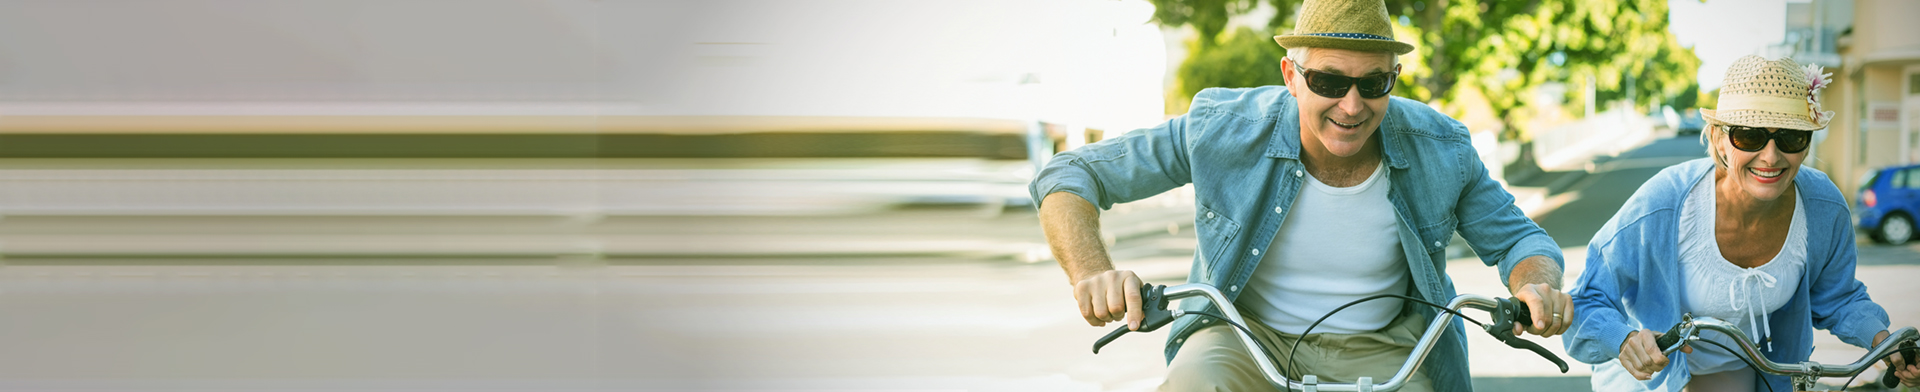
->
[1882,366,1902,390]
[1881,342,1917,389]
[1510,299,1533,328]
[1655,322,1686,352]
[1488,297,1567,373]
[1092,325,1130,354]
[1090,283,1172,354]
[1654,333,1680,351]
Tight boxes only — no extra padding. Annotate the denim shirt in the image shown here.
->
[1028,86,1563,391]
[1563,159,1889,392]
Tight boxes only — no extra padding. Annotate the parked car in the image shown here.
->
[1674,110,1706,135]
[1857,163,1920,245]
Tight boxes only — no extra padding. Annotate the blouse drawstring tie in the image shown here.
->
[1729,268,1779,352]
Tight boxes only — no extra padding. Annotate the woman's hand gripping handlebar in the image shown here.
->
[1655,313,1920,390]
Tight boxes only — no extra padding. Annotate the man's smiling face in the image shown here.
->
[1282,48,1399,158]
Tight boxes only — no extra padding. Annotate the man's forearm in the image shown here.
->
[1040,192,1114,284]
[1507,255,1563,292]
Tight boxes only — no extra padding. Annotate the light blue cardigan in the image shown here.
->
[1562,158,1890,391]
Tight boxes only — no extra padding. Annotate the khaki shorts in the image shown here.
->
[1159,307,1434,392]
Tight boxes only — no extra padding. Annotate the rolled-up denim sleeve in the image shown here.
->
[1028,114,1195,210]
[1808,211,1889,348]
[1449,126,1562,287]
[1565,237,1640,364]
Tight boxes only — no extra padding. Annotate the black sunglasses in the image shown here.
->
[1722,125,1813,154]
[1299,67,1397,99]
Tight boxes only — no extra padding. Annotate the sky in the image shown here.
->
[1669,0,1790,90]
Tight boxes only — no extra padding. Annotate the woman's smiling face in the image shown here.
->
[1713,124,1808,202]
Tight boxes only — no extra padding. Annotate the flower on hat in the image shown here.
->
[1805,63,1833,125]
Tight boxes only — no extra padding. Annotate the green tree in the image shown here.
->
[1170,27,1290,112]
[1148,0,1295,48]
[1150,0,1702,140]
[1668,83,1700,111]
[1698,87,1721,111]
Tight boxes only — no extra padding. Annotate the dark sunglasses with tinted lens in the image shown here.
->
[1300,67,1397,99]
[1723,125,1813,153]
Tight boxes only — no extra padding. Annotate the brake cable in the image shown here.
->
[1283,294,1490,380]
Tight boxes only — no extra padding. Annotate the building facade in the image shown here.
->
[1804,0,1920,198]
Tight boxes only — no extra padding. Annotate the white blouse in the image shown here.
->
[1677,175,1805,375]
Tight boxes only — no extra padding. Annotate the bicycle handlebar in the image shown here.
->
[1656,313,1920,389]
[1090,283,1566,392]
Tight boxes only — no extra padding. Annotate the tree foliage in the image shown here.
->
[1173,27,1289,107]
[1150,0,1702,140]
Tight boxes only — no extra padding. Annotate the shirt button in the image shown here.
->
[1201,319,1210,324]
[1251,249,1259,255]
[1229,285,1239,291]
[1294,170,1304,177]
[1274,207,1283,214]
[1177,338,1185,344]
[1207,212,1215,219]
[1433,241,1443,247]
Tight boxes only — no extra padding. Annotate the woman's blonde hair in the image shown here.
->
[1702,124,1727,169]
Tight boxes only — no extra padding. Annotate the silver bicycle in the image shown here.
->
[1654,313,1920,391]
[1090,283,1568,392]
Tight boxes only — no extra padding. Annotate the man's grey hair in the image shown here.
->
[1286,47,1311,67]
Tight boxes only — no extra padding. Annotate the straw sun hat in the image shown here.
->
[1272,0,1414,55]
[1701,55,1835,131]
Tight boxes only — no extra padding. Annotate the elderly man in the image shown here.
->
[1028,0,1570,390]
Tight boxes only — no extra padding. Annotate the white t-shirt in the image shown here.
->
[1238,162,1411,335]
[1678,175,1804,375]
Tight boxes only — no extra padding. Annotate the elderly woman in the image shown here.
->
[1561,55,1918,391]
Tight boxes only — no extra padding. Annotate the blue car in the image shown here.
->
[1857,163,1920,245]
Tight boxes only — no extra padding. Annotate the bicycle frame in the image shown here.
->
[1659,313,1920,390]
[1156,283,1531,392]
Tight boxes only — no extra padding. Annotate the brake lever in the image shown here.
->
[1656,313,1693,354]
[1486,297,1569,373]
[1880,339,1918,389]
[1092,283,1173,354]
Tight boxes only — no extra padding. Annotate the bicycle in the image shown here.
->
[1652,312,1920,391]
[1089,283,1569,392]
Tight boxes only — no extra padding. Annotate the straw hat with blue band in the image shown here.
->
[1272,0,1414,55]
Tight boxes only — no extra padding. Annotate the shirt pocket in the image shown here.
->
[1414,216,1457,259]
[1195,203,1242,277]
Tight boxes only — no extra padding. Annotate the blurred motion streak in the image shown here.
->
[0,115,1042,259]
[0,0,1171,261]
[0,1,1194,391]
